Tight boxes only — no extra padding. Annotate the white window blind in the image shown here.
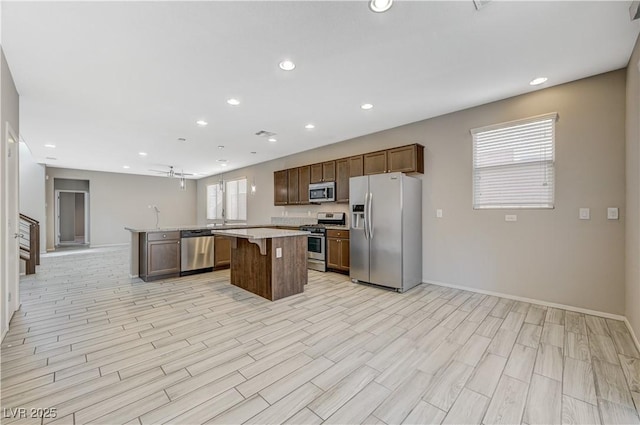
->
[206,178,248,221]
[206,184,223,220]
[225,178,247,221]
[471,113,557,209]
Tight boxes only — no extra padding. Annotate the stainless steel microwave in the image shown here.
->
[309,182,335,203]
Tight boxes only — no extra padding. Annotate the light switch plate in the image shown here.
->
[276,247,282,258]
[505,214,517,222]
[607,207,619,220]
[436,209,443,218]
[579,208,590,220]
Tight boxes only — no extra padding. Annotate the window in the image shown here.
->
[206,178,247,221]
[471,113,557,209]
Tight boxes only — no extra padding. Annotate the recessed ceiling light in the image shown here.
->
[305,124,315,130]
[177,137,187,142]
[529,77,548,86]
[44,144,56,148]
[217,159,227,163]
[45,157,57,160]
[218,145,225,149]
[251,151,257,154]
[369,0,393,13]
[361,103,374,110]
[268,138,277,142]
[123,165,130,169]
[196,120,208,127]
[221,163,228,167]
[279,60,296,71]
[227,98,240,106]
[138,152,147,156]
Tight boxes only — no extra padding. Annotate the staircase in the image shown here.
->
[19,214,40,275]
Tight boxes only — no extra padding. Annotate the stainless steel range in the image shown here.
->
[300,212,346,272]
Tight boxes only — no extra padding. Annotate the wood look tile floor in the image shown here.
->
[2,246,640,425]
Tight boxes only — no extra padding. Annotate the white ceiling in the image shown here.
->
[2,1,639,179]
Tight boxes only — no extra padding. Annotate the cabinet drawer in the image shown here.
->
[147,231,180,241]
[327,229,349,239]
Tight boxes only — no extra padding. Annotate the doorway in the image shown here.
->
[54,189,90,247]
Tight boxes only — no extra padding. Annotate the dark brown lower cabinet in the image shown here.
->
[139,231,181,281]
[327,229,350,273]
[214,236,232,269]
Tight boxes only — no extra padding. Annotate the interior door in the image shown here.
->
[4,124,20,331]
[349,175,369,282]
[369,173,402,289]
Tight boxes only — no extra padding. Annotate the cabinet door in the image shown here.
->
[310,164,323,183]
[388,145,416,173]
[298,165,310,205]
[349,155,364,177]
[147,240,180,277]
[336,158,349,203]
[287,168,299,204]
[322,161,336,182]
[327,237,341,270]
[214,236,231,268]
[340,239,350,270]
[364,150,388,175]
[274,170,288,205]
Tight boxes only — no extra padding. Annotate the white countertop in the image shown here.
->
[211,228,309,239]
[124,224,271,233]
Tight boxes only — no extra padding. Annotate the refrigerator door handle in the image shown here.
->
[363,192,369,240]
[368,192,374,239]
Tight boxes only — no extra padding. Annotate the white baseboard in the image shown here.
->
[423,278,627,322]
[624,317,640,354]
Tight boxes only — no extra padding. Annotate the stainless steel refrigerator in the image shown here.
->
[349,172,422,292]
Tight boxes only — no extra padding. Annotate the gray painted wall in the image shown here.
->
[626,35,640,341]
[198,70,627,316]
[45,168,197,249]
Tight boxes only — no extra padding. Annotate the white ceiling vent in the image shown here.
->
[255,130,276,138]
[473,0,492,11]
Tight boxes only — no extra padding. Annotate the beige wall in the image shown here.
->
[198,70,627,316]
[626,35,640,339]
[45,167,197,249]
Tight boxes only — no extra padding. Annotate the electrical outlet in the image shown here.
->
[436,209,443,218]
[505,214,517,222]
[276,247,282,258]
[607,207,619,220]
[579,208,590,220]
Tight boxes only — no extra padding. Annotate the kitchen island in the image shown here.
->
[210,228,309,301]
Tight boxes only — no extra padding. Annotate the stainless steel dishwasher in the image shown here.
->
[180,229,215,276]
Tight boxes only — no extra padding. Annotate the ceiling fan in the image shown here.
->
[149,165,193,178]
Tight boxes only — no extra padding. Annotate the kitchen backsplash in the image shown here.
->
[270,216,318,226]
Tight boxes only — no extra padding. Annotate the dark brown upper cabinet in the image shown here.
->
[336,158,350,203]
[310,161,336,183]
[287,168,300,204]
[298,165,310,205]
[349,155,364,177]
[274,170,288,205]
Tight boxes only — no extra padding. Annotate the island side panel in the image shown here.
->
[230,237,273,300]
[270,235,307,301]
[129,231,139,277]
